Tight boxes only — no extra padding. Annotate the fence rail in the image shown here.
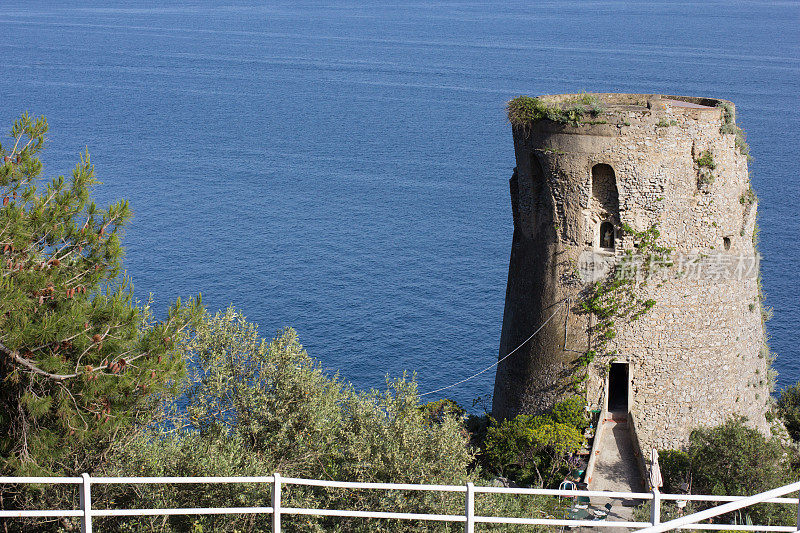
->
[0,474,798,532]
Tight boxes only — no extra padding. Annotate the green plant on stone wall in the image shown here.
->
[740,186,757,207]
[717,101,751,159]
[574,225,672,392]
[696,150,716,169]
[507,94,605,129]
[695,150,716,189]
[750,218,776,393]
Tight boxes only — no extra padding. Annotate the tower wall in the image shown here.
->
[492,94,770,451]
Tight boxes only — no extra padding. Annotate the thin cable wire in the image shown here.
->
[419,299,568,397]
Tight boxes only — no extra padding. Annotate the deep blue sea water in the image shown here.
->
[0,1,797,410]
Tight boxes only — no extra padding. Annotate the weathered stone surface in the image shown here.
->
[492,93,769,452]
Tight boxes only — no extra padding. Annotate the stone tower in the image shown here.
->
[492,93,770,451]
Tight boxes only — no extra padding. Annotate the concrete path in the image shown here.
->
[584,413,644,532]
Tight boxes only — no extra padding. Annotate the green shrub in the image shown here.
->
[740,186,757,207]
[83,308,470,532]
[717,101,751,159]
[696,150,716,169]
[777,382,800,442]
[685,417,795,526]
[655,419,796,528]
[481,398,586,488]
[507,96,552,127]
[551,396,589,430]
[657,449,691,493]
[695,150,716,189]
[82,308,555,533]
[420,398,465,426]
[697,168,715,188]
[633,499,699,525]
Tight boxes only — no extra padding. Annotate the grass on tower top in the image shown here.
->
[507,93,605,128]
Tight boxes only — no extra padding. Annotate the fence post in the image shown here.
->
[796,487,799,532]
[651,486,661,526]
[464,482,474,533]
[272,473,281,533]
[79,473,92,533]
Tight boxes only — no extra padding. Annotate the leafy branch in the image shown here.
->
[573,225,672,390]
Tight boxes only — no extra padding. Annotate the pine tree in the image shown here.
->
[0,113,203,483]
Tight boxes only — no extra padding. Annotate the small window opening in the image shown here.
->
[600,221,615,250]
[723,237,731,251]
[608,362,629,412]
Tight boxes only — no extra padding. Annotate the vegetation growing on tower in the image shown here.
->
[695,149,717,189]
[507,94,605,129]
[717,101,751,159]
[575,225,671,390]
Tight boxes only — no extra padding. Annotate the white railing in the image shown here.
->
[0,474,798,532]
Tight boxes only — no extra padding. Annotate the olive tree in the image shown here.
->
[97,308,557,532]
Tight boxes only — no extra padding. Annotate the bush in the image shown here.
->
[507,96,552,128]
[696,150,716,169]
[661,416,797,527]
[551,396,589,430]
[86,308,556,532]
[656,449,691,493]
[777,382,800,442]
[421,398,466,426]
[481,397,587,487]
[739,187,757,207]
[717,101,751,159]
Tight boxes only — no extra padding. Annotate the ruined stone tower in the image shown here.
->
[492,93,770,452]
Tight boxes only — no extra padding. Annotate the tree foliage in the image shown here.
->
[777,381,800,442]
[481,397,587,487]
[94,309,477,532]
[657,417,795,527]
[0,114,202,523]
[655,449,691,494]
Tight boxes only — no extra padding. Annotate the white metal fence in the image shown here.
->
[0,474,798,532]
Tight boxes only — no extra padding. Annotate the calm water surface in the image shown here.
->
[0,1,797,409]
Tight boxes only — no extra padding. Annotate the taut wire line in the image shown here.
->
[419,297,569,397]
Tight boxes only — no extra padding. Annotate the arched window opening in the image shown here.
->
[591,164,619,217]
[591,164,620,249]
[600,221,615,250]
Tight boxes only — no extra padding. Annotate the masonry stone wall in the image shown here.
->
[492,93,770,453]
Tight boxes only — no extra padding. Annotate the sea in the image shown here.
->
[0,1,797,411]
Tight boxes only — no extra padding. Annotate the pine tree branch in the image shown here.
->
[62,264,100,286]
[74,325,110,373]
[58,383,89,430]
[0,340,152,381]
[10,134,23,156]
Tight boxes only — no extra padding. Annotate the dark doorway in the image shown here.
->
[608,362,629,412]
[600,221,615,250]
